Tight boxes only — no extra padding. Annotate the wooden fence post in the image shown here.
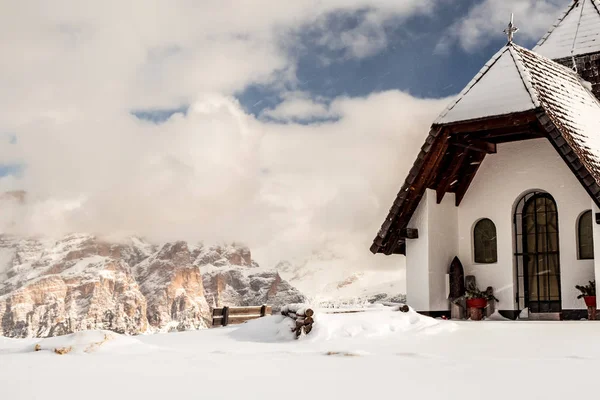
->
[222,306,230,327]
[260,305,267,317]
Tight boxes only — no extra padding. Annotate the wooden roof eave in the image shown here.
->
[371,109,545,256]
[433,109,541,134]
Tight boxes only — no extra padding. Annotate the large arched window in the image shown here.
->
[474,218,497,264]
[578,210,594,260]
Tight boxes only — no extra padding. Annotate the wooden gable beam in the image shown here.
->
[451,139,496,154]
[460,123,534,136]
[441,111,539,134]
[436,149,468,204]
[470,125,539,140]
[454,151,486,206]
[374,110,546,255]
[399,228,419,239]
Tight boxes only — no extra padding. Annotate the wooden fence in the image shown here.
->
[212,305,273,327]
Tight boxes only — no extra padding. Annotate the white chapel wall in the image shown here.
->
[457,138,594,311]
[427,191,458,311]
[405,189,458,312]
[405,193,430,311]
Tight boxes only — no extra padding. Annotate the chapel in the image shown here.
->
[371,0,600,319]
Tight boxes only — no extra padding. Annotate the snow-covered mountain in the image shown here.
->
[276,249,406,305]
[0,234,305,338]
[198,243,305,309]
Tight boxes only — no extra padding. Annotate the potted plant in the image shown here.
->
[465,287,499,309]
[575,280,596,307]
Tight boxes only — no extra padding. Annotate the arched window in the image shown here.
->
[578,210,594,260]
[474,218,497,264]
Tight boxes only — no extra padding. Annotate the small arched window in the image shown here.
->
[474,218,497,264]
[578,210,594,260]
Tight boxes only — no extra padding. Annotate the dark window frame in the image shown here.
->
[514,192,562,313]
[578,210,594,260]
[473,218,498,264]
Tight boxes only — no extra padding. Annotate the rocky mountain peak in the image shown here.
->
[0,234,305,338]
[193,243,255,267]
[155,241,191,264]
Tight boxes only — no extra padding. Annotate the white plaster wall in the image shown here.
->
[457,138,595,311]
[405,193,430,311]
[427,191,458,311]
[405,190,459,312]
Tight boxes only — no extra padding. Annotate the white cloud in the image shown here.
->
[0,0,447,283]
[256,91,449,267]
[1,90,447,275]
[316,10,390,60]
[261,92,334,122]
[0,0,438,124]
[437,0,564,53]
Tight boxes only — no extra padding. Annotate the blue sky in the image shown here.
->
[125,1,554,123]
[240,0,542,117]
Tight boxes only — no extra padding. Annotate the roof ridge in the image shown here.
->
[535,0,581,49]
[507,45,541,108]
[590,0,600,25]
[534,0,600,59]
[434,45,511,124]
[570,0,588,55]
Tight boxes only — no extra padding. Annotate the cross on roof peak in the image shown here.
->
[504,13,519,43]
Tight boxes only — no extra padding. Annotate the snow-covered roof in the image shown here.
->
[534,0,600,60]
[436,46,539,124]
[517,45,600,184]
[436,43,600,138]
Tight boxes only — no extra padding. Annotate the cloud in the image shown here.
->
[315,10,390,61]
[0,0,439,126]
[261,92,334,122]
[0,0,448,285]
[1,90,447,274]
[437,0,564,53]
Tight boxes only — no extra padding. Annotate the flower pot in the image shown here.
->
[584,296,596,308]
[466,298,487,309]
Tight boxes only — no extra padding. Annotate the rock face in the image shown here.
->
[134,241,210,332]
[0,235,148,338]
[197,244,306,309]
[0,235,304,338]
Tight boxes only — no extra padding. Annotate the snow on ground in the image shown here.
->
[2,309,600,400]
[1,330,155,356]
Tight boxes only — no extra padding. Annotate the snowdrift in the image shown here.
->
[1,330,155,355]
[230,307,456,343]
